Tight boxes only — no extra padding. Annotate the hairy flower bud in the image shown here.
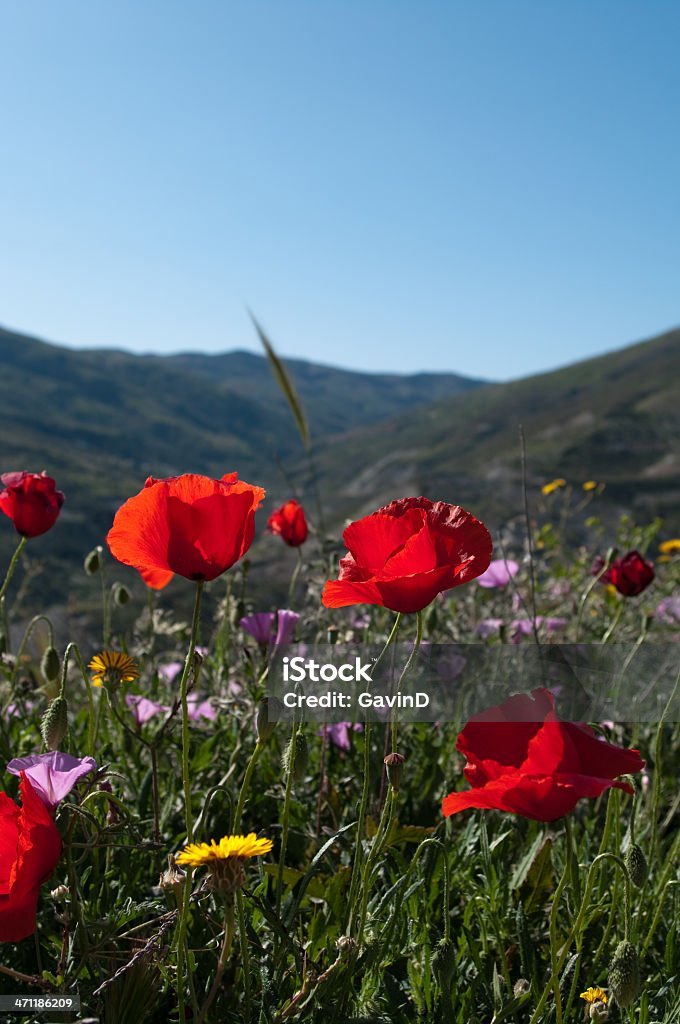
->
[84,546,103,575]
[41,696,68,750]
[40,646,61,684]
[255,697,282,743]
[283,729,308,782]
[383,751,406,791]
[625,843,648,888]
[430,937,456,989]
[608,940,641,1008]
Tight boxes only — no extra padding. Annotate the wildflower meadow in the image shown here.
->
[0,395,678,1024]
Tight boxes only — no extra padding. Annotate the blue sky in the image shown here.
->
[1,1,678,379]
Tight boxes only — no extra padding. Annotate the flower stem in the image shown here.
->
[390,609,423,751]
[232,740,264,832]
[197,899,236,1024]
[0,535,27,604]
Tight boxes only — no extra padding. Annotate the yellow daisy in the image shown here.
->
[88,650,140,687]
[176,833,273,894]
[580,987,608,1005]
[659,538,680,554]
[582,480,598,491]
[541,478,566,495]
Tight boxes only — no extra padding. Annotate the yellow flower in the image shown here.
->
[659,538,680,554]
[580,987,608,1005]
[88,650,140,687]
[541,478,566,495]
[583,480,598,491]
[176,833,273,894]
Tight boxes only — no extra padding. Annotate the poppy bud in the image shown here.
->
[283,730,308,782]
[41,696,68,750]
[256,697,281,743]
[430,936,456,989]
[40,645,61,683]
[625,843,648,888]
[608,940,641,1008]
[84,546,103,575]
[383,752,406,791]
[112,583,131,606]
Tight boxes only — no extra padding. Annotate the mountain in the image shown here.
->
[311,327,680,528]
[0,325,486,612]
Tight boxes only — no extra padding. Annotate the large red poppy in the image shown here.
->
[322,497,492,613]
[0,772,62,942]
[267,499,308,547]
[592,550,655,597]
[107,473,266,589]
[0,471,64,538]
[442,688,644,822]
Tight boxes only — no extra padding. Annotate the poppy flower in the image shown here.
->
[0,772,62,942]
[442,688,644,822]
[322,497,492,614]
[0,471,64,538]
[592,550,655,597]
[107,473,266,589]
[267,499,308,547]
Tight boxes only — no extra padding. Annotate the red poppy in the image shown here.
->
[0,471,64,538]
[442,688,644,822]
[592,550,655,597]
[107,473,266,589]
[267,499,308,547]
[322,497,492,614]
[0,772,62,942]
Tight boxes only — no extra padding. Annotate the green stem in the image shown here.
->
[197,900,235,1024]
[390,609,423,751]
[355,787,396,947]
[288,547,303,605]
[232,740,265,832]
[175,580,205,1024]
[0,535,27,604]
[346,612,402,933]
[276,722,298,919]
[11,614,54,684]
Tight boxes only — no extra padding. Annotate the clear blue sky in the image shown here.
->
[1,1,678,379]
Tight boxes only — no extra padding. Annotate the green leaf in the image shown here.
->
[250,311,310,448]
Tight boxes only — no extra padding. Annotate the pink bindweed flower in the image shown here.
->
[6,751,97,810]
[655,596,680,624]
[186,696,217,722]
[158,661,183,684]
[475,558,519,589]
[510,616,568,643]
[5,700,36,719]
[240,609,300,647]
[126,694,171,725]
[476,618,504,638]
[318,722,363,752]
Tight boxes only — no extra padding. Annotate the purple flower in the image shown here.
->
[240,609,300,646]
[158,661,183,684]
[5,700,36,719]
[510,616,568,643]
[6,751,97,809]
[187,696,217,722]
[475,558,519,589]
[655,596,680,624]
[126,694,171,725]
[318,722,363,752]
[476,618,504,638]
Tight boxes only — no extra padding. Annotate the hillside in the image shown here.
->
[312,327,680,529]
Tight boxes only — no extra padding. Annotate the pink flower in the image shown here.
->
[318,722,363,752]
[126,694,171,725]
[6,752,97,810]
[240,609,300,646]
[186,696,217,722]
[655,597,680,624]
[476,618,504,638]
[475,559,519,589]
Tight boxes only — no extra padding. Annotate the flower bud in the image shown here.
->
[590,1002,609,1021]
[50,884,70,901]
[255,697,282,743]
[336,935,357,960]
[383,751,406,791]
[84,546,103,575]
[112,582,131,606]
[40,645,61,683]
[41,696,68,749]
[159,854,186,893]
[430,937,456,989]
[513,978,530,997]
[283,729,308,782]
[608,940,640,1008]
[625,843,648,888]
[327,625,339,645]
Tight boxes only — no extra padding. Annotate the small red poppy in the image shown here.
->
[107,473,266,589]
[0,471,64,538]
[322,496,492,614]
[0,772,62,942]
[592,550,655,597]
[442,688,644,822]
[267,499,308,547]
